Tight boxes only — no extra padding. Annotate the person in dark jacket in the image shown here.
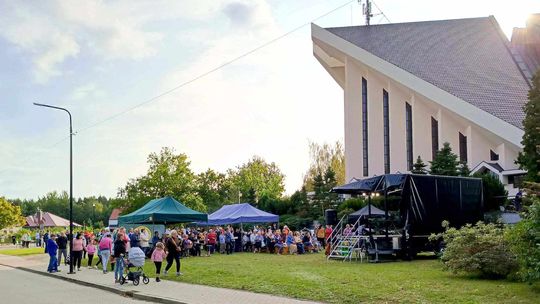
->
[56,232,68,266]
[129,229,140,248]
[164,230,182,276]
[46,234,59,273]
[113,232,127,283]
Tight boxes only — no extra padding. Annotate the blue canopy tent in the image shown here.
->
[200,203,278,225]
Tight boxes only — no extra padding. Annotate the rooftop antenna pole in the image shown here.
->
[362,0,372,25]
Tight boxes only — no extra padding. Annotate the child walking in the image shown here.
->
[151,242,167,282]
[87,238,96,269]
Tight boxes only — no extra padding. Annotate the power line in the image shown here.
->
[1,0,355,177]
[372,0,391,23]
[75,0,355,135]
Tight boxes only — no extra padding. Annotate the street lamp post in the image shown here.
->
[33,102,75,274]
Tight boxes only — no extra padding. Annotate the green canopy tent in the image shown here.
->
[118,196,207,225]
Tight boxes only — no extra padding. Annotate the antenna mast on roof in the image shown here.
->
[362,0,373,25]
[361,0,391,26]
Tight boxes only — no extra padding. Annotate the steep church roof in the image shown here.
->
[326,16,531,129]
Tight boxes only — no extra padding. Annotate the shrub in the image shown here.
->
[436,221,518,278]
[472,172,508,211]
[279,214,312,231]
[506,197,540,283]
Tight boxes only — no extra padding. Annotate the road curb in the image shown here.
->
[0,262,186,304]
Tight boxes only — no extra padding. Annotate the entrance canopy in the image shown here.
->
[201,203,278,225]
[118,196,207,225]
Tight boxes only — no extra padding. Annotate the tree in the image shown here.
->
[430,142,460,176]
[506,196,540,282]
[226,156,285,204]
[517,71,540,182]
[196,169,229,212]
[411,156,428,174]
[117,147,205,213]
[458,161,471,177]
[312,167,339,219]
[303,141,345,191]
[0,197,25,229]
[472,172,508,211]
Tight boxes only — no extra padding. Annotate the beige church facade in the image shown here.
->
[312,15,539,196]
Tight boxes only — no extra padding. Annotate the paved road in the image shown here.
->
[0,265,149,304]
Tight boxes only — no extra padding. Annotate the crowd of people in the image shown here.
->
[41,223,335,283]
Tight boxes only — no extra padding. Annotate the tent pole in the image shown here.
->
[240,222,243,252]
[384,176,389,238]
[368,194,372,235]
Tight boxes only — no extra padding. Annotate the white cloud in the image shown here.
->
[0,1,231,83]
[69,83,106,101]
[0,4,80,83]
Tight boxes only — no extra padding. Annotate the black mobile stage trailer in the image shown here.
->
[332,174,483,259]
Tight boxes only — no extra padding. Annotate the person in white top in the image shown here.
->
[140,229,150,255]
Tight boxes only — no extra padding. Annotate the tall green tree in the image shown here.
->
[196,169,229,212]
[411,156,428,174]
[430,142,460,176]
[303,141,345,191]
[517,71,540,182]
[117,147,205,213]
[227,156,285,204]
[0,197,25,229]
[472,172,508,211]
[312,167,339,218]
[458,162,471,177]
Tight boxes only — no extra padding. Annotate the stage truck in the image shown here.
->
[328,174,483,262]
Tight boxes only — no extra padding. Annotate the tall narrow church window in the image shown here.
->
[459,132,468,163]
[406,102,413,171]
[383,90,390,174]
[431,117,438,160]
[362,78,369,176]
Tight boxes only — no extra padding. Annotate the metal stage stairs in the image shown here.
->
[326,215,362,262]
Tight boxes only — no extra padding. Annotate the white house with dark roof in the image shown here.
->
[312,15,540,195]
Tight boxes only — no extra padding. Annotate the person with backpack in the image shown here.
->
[113,231,127,283]
[98,232,112,274]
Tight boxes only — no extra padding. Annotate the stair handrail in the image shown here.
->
[326,215,346,260]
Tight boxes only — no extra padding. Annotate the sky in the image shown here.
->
[1,0,539,200]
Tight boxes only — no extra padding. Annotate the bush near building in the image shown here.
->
[434,221,518,279]
[506,196,540,283]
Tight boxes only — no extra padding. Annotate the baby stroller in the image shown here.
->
[120,247,149,286]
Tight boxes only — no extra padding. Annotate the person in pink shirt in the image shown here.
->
[86,238,97,269]
[98,233,113,274]
[151,242,167,282]
[72,233,85,271]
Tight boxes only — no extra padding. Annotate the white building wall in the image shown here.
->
[388,82,409,173]
[412,96,439,162]
[341,55,522,180]
[344,58,363,182]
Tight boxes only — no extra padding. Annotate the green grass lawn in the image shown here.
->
[94,252,539,304]
[0,247,44,256]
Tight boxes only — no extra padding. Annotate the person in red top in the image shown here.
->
[206,229,217,256]
[324,225,333,256]
[325,225,333,241]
